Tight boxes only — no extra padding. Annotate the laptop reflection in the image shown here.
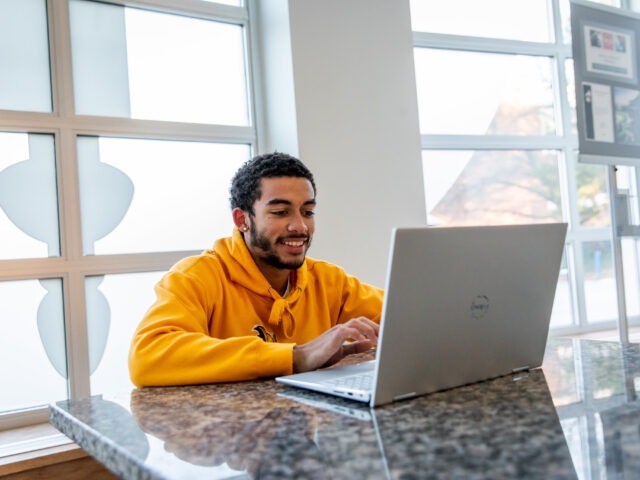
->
[281,368,577,479]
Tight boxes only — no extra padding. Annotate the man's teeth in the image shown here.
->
[283,240,304,246]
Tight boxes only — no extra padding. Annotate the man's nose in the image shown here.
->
[288,213,308,233]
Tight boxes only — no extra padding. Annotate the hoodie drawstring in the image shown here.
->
[267,286,301,338]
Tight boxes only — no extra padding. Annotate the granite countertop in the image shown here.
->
[49,338,640,479]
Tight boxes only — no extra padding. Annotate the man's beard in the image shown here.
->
[249,222,310,270]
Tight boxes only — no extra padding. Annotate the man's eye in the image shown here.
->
[304,210,315,217]
[271,210,287,216]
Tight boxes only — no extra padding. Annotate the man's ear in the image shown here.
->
[232,208,249,232]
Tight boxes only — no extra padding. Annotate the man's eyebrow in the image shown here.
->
[265,198,292,206]
[265,198,316,206]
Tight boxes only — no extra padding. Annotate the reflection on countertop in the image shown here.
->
[49,339,640,479]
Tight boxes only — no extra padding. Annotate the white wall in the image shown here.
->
[252,0,425,288]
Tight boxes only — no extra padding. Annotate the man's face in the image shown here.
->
[243,177,316,272]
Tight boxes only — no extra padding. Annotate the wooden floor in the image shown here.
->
[0,423,118,480]
[3,455,118,480]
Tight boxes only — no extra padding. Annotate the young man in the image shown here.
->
[129,152,383,387]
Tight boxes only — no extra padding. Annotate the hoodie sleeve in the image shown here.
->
[305,261,383,327]
[128,258,294,387]
[337,274,384,325]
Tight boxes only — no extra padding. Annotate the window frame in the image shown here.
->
[412,0,627,336]
[0,0,258,429]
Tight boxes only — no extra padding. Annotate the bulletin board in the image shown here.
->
[571,0,640,166]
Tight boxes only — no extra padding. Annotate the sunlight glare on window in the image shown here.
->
[410,0,552,42]
[77,137,248,255]
[124,8,249,125]
[69,1,249,125]
[414,49,556,136]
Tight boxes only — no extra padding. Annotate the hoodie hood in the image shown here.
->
[212,228,309,338]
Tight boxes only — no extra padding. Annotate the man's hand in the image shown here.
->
[292,317,379,373]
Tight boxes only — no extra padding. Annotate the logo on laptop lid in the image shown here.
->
[470,295,490,319]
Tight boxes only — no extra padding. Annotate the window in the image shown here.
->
[410,0,640,334]
[0,0,256,427]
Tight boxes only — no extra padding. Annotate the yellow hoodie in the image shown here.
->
[129,229,383,387]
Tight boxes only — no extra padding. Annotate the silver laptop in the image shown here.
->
[276,223,568,407]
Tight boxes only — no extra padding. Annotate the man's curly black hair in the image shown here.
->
[230,152,316,215]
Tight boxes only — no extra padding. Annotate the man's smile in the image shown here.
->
[280,237,307,247]
[278,236,309,252]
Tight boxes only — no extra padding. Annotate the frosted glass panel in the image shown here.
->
[0,132,60,259]
[410,0,552,42]
[68,0,131,117]
[0,0,52,112]
[414,49,556,136]
[0,279,67,411]
[69,0,249,125]
[88,271,165,396]
[422,150,563,226]
[77,136,248,254]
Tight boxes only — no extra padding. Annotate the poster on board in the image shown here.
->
[584,23,636,80]
[571,1,640,165]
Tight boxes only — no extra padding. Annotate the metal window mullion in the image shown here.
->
[64,271,90,400]
[552,45,579,227]
[50,0,92,401]
[68,117,256,144]
[548,0,566,48]
[570,228,612,243]
[245,0,264,153]
[0,251,196,281]
[564,243,582,329]
[550,319,624,338]
[556,144,580,330]
[572,241,589,328]
[557,147,575,226]
[420,134,573,150]
[57,129,83,266]
[552,51,575,141]
[242,0,261,153]
[101,0,248,24]
[55,126,105,403]
[48,0,75,119]
[413,31,572,58]
[0,111,63,132]
[0,113,256,146]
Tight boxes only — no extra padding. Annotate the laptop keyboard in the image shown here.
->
[325,373,373,391]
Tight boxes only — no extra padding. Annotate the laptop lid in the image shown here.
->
[276,223,567,407]
[369,223,567,406]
